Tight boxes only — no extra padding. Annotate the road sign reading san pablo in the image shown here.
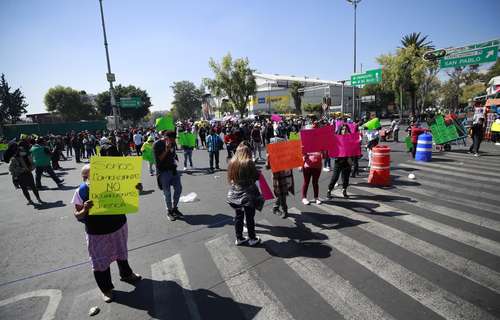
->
[119,97,142,108]
[440,46,498,69]
[351,68,382,86]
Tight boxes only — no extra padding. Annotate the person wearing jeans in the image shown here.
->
[301,151,323,205]
[154,132,183,221]
[226,143,261,247]
[183,147,193,170]
[207,129,222,172]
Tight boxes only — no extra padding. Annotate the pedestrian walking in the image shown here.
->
[468,117,485,156]
[133,130,143,156]
[9,145,43,205]
[141,136,156,176]
[71,165,141,303]
[154,131,183,221]
[408,121,426,159]
[327,124,352,199]
[207,128,223,173]
[267,137,294,218]
[250,123,263,161]
[301,151,323,205]
[30,138,64,188]
[227,143,262,246]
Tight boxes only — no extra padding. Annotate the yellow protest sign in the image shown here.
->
[89,156,142,215]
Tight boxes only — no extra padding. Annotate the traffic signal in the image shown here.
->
[423,49,447,61]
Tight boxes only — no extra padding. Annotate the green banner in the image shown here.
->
[351,69,382,86]
[430,115,459,144]
[289,132,300,140]
[179,132,196,148]
[155,115,175,131]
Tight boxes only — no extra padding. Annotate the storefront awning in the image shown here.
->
[485,98,500,106]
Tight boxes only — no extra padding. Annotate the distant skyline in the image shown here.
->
[1,0,499,114]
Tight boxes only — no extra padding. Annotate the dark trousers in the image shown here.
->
[411,142,417,158]
[66,146,72,157]
[93,260,133,293]
[351,157,359,177]
[274,193,287,212]
[19,172,40,202]
[329,164,351,190]
[35,165,61,187]
[302,167,321,198]
[234,206,256,240]
[209,151,220,169]
[469,136,482,154]
[393,129,399,142]
[135,144,142,156]
[74,147,81,162]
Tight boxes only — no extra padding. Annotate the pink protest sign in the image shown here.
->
[258,173,274,200]
[300,125,335,153]
[328,132,362,158]
[271,114,282,122]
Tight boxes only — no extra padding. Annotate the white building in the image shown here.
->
[248,73,356,114]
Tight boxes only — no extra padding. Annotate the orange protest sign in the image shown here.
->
[267,140,303,173]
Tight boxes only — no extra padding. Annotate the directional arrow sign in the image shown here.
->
[440,46,498,69]
[119,97,142,108]
[351,68,382,86]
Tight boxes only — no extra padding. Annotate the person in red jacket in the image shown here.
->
[409,121,427,159]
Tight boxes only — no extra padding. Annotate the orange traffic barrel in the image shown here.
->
[368,145,391,186]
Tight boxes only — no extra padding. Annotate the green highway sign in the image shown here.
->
[119,97,142,108]
[351,68,382,86]
[440,46,498,69]
[447,39,500,54]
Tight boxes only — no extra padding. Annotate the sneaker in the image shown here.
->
[27,200,34,206]
[326,190,332,198]
[183,167,187,171]
[281,211,288,219]
[315,198,322,205]
[496,142,500,146]
[243,225,248,234]
[172,207,184,218]
[120,273,142,283]
[302,198,310,205]
[342,189,348,198]
[166,210,176,221]
[248,237,261,246]
[322,167,330,172]
[474,153,480,157]
[102,290,113,303]
[467,151,472,154]
[272,207,280,215]
[235,237,248,245]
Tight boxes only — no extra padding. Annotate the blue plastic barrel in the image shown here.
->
[415,132,432,162]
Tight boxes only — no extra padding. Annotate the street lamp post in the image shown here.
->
[347,0,361,119]
[98,0,119,130]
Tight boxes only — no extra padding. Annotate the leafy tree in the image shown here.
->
[400,32,434,51]
[95,84,152,123]
[0,74,28,124]
[460,83,486,105]
[170,81,203,120]
[361,83,396,112]
[483,58,500,83]
[289,81,304,114]
[44,86,98,121]
[439,66,483,110]
[303,103,322,114]
[204,53,257,116]
[219,99,234,114]
[274,102,293,114]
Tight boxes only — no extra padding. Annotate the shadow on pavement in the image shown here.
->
[47,185,79,191]
[113,278,259,320]
[322,200,407,218]
[182,213,233,228]
[34,200,66,210]
[139,189,155,196]
[343,193,416,203]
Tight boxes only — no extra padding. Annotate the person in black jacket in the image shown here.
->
[468,118,485,156]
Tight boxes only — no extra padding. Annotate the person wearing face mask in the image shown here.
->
[9,145,43,205]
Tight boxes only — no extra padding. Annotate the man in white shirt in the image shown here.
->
[133,131,143,156]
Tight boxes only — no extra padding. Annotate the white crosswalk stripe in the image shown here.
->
[287,207,498,320]
[309,203,500,294]
[259,219,398,320]
[351,184,500,233]
[205,234,295,320]
[440,152,500,164]
[409,161,500,178]
[151,254,201,320]
[399,163,497,183]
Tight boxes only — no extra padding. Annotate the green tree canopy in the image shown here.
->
[171,81,203,120]
[483,58,500,83]
[95,84,152,123]
[400,32,434,51]
[0,74,28,124]
[204,53,257,116]
[44,86,98,121]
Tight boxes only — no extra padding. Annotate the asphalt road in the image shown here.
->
[1,138,500,320]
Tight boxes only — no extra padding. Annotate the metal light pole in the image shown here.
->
[98,0,119,129]
[347,0,361,119]
[340,80,345,115]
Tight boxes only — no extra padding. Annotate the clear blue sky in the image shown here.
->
[1,0,499,114]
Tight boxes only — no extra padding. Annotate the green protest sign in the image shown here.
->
[0,143,8,151]
[404,136,413,152]
[179,132,196,148]
[289,132,300,140]
[430,115,459,144]
[155,115,175,131]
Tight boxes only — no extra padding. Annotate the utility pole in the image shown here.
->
[347,0,361,119]
[98,0,119,130]
[340,81,345,115]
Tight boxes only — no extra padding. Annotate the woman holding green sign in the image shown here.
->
[71,165,141,303]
